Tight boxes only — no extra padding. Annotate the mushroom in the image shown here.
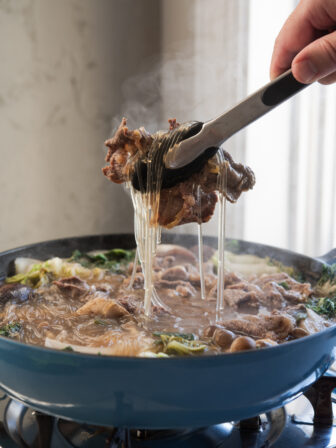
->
[230,336,256,352]
[290,328,309,339]
[203,325,220,338]
[213,328,236,349]
[255,338,277,348]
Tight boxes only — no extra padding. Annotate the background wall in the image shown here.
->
[0,0,160,251]
[1,0,335,257]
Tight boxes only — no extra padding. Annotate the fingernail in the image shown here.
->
[294,60,319,83]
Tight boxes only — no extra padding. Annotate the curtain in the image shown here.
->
[161,0,336,257]
[244,0,336,257]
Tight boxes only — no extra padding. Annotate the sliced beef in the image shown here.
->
[175,283,197,298]
[221,313,295,342]
[53,277,89,299]
[102,117,153,184]
[257,282,286,309]
[155,245,197,266]
[102,118,255,228]
[158,185,218,228]
[157,151,255,227]
[122,272,144,289]
[0,283,33,304]
[161,265,189,281]
[224,289,260,310]
[156,278,197,297]
[224,272,243,287]
[253,273,312,307]
[116,295,140,314]
[209,279,262,311]
[76,296,129,318]
[298,308,331,334]
[255,273,313,298]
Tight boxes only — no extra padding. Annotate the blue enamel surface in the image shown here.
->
[0,234,335,428]
[0,326,335,428]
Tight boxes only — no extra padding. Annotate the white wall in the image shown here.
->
[0,0,160,251]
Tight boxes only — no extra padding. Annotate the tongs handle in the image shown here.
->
[165,69,307,169]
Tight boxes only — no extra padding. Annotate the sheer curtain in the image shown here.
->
[161,0,249,238]
[161,0,336,258]
[244,0,336,257]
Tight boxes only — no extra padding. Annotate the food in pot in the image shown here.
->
[102,118,255,316]
[0,244,334,357]
[102,118,255,228]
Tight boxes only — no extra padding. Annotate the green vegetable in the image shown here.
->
[0,322,21,337]
[6,253,117,288]
[278,281,290,290]
[153,332,206,356]
[69,248,135,273]
[225,239,240,253]
[94,319,109,326]
[152,331,195,341]
[266,258,303,282]
[318,264,336,285]
[164,339,206,355]
[62,346,74,352]
[295,312,307,323]
[307,296,336,318]
[315,264,336,297]
[6,262,53,288]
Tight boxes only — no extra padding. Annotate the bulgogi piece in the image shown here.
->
[102,118,255,228]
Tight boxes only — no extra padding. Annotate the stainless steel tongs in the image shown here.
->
[132,69,308,191]
[164,69,307,170]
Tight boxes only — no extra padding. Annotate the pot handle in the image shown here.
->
[318,249,336,265]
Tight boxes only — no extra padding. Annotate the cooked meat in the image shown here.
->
[255,273,313,299]
[224,272,243,287]
[0,283,33,303]
[158,184,218,228]
[224,289,260,310]
[221,313,295,341]
[1,243,332,357]
[53,277,89,299]
[76,296,129,318]
[102,118,153,184]
[257,282,287,309]
[102,118,255,228]
[122,272,144,289]
[156,279,197,297]
[168,118,180,130]
[161,265,189,281]
[155,244,197,266]
[298,308,331,334]
[175,283,197,298]
[116,295,140,314]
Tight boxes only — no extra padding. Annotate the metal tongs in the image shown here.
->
[132,69,307,190]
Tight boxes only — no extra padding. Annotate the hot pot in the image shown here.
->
[0,233,335,429]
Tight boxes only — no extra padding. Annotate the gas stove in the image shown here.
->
[1,375,336,448]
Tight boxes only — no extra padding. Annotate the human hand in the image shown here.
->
[270,0,336,84]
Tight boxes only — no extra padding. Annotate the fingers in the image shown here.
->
[270,0,336,81]
[292,30,336,83]
[270,3,317,80]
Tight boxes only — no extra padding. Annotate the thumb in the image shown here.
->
[292,30,336,84]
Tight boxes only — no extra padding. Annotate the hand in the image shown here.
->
[270,0,336,84]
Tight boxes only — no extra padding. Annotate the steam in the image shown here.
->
[109,50,235,135]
